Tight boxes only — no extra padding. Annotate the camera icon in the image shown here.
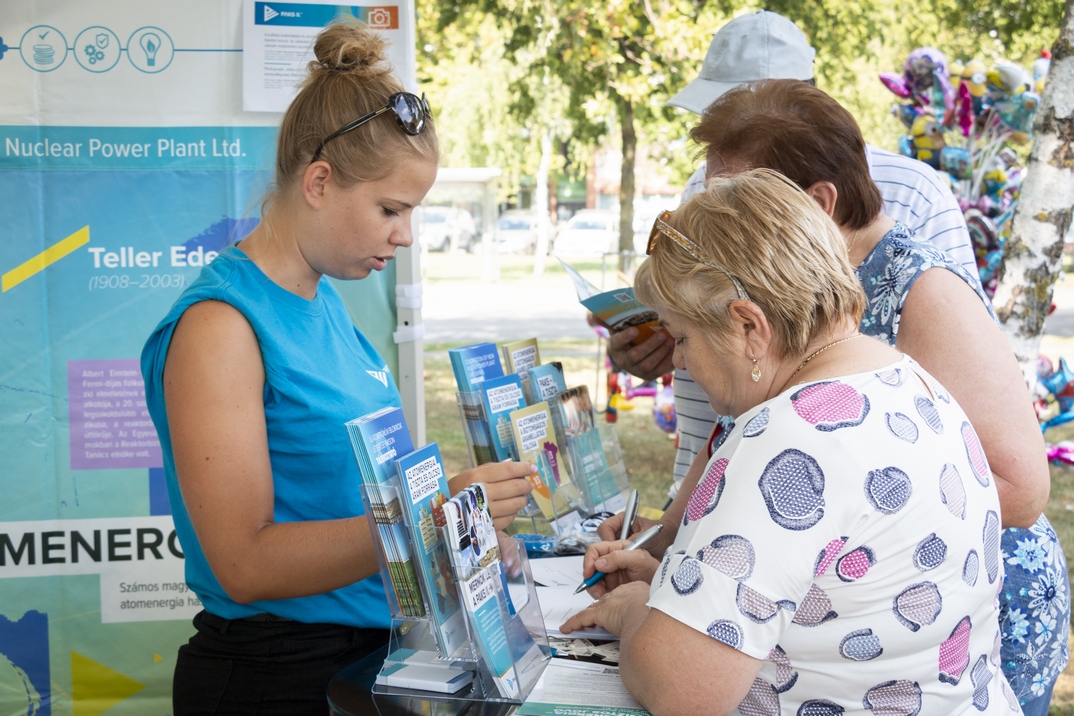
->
[368,8,392,28]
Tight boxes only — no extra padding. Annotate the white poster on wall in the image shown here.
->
[242,0,411,112]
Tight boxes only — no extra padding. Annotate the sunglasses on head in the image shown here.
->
[310,92,430,164]
[646,210,751,301]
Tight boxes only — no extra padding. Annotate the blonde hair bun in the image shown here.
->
[310,21,393,78]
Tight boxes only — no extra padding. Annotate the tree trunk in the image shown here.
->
[533,129,553,276]
[618,95,636,276]
[992,0,1074,381]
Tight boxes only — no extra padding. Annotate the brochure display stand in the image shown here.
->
[360,483,551,704]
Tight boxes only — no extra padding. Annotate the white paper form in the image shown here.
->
[537,586,617,641]
[516,659,651,715]
[242,0,413,112]
[529,555,583,588]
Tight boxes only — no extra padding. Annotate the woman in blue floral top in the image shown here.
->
[640,79,1070,715]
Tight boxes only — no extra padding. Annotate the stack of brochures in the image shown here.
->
[449,339,629,527]
[346,407,425,617]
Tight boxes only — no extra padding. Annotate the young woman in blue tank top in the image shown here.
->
[141,22,535,715]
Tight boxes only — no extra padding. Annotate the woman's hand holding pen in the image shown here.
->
[596,513,669,559]
[449,461,535,531]
[580,538,662,598]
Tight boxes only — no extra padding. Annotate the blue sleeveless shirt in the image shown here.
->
[141,246,397,628]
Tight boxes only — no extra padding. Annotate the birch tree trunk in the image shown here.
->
[532,130,553,277]
[992,0,1074,381]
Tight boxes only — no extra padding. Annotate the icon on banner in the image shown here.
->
[139,32,160,66]
[73,27,120,72]
[20,26,68,71]
[264,5,280,22]
[127,27,173,73]
[368,7,393,29]
[0,36,9,60]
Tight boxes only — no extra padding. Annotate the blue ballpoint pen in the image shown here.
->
[573,524,663,595]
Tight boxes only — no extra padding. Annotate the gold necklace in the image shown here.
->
[783,334,863,389]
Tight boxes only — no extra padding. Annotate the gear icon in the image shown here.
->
[83,44,105,64]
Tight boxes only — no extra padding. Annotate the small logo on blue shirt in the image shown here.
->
[367,367,389,387]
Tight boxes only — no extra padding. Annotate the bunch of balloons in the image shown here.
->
[879,48,1050,297]
[1035,355,1074,466]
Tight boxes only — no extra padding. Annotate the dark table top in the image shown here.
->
[327,647,518,716]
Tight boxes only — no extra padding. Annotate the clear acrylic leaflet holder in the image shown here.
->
[359,487,551,704]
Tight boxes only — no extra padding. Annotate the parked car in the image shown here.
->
[416,206,477,252]
[495,210,539,254]
[552,210,619,257]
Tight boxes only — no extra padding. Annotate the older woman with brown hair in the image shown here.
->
[564,169,1020,715]
[596,79,1066,715]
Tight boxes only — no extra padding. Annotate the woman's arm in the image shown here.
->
[898,268,1049,528]
[561,583,761,716]
[165,300,381,604]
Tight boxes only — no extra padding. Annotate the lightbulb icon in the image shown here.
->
[139,32,160,67]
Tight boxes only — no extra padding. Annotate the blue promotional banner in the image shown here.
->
[0,2,410,713]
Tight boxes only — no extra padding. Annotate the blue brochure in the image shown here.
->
[480,373,528,461]
[449,342,505,393]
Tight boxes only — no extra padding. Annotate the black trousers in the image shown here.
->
[173,610,390,716]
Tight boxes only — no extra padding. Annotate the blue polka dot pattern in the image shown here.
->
[758,449,826,531]
[893,582,942,632]
[914,395,943,434]
[982,511,1000,584]
[744,407,770,438]
[970,654,992,711]
[876,367,904,386]
[671,557,703,595]
[861,680,922,715]
[939,463,966,520]
[839,629,884,661]
[864,467,913,515]
[963,550,979,586]
[885,412,920,443]
[913,533,947,572]
[798,699,846,715]
[706,619,744,649]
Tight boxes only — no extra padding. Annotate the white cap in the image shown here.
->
[668,11,816,115]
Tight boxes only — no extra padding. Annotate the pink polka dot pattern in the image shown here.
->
[938,616,972,685]
[962,422,990,487]
[736,582,795,624]
[862,680,922,715]
[814,538,847,576]
[836,546,876,582]
[685,457,729,524]
[791,381,871,432]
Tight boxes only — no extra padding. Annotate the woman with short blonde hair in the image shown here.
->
[564,169,1018,715]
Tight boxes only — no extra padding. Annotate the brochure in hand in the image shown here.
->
[558,258,663,342]
[395,443,469,660]
[345,407,425,618]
